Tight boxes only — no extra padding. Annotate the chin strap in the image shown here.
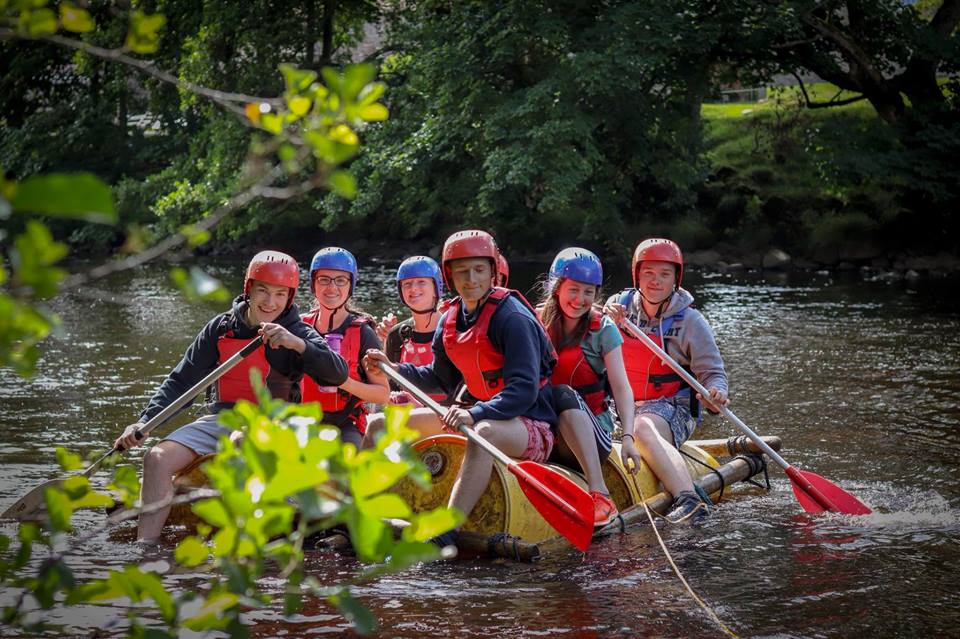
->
[318,301,348,332]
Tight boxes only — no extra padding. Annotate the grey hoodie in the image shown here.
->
[606,287,728,397]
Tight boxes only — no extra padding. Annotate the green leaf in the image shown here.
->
[356,82,386,106]
[279,64,317,94]
[70,490,114,509]
[34,560,74,609]
[329,170,356,200]
[352,460,409,498]
[385,541,440,570]
[125,10,166,54]
[402,507,463,543]
[59,2,94,32]
[358,493,410,519]
[43,486,74,531]
[287,96,312,117]
[61,475,90,499]
[260,112,283,134]
[357,104,389,122]
[329,590,377,635]
[10,173,116,224]
[10,221,67,298]
[174,536,208,567]
[347,511,391,562]
[192,498,230,528]
[0,293,54,375]
[170,266,230,303]
[181,592,239,631]
[55,446,83,471]
[20,8,57,36]
[180,224,211,247]
[340,64,377,103]
[107,465,140,508]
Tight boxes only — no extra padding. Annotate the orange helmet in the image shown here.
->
[245,250,300,308]
[632,238,683,289]
[496,253,509,287]
[441,230,499,289]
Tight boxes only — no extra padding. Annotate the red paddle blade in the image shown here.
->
[786,466,872,515]
[510,461,594,551]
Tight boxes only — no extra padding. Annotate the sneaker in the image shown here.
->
[429,529,460,549]
[590,491,618,528]
[664,491,709,525]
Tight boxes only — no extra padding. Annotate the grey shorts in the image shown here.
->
[636,397,697,448]
[163,414,230,456]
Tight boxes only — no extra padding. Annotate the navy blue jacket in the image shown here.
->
[397,292,557,424]
[138,296,348,423]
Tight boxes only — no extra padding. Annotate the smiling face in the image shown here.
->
[312,268,352,309]
[636,260,677,305]
[449,257,494,304]
[247,280,291,324]
[400,277,437,312]
[556,278,598,320]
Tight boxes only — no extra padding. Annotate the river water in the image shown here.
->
[1,260,958,638]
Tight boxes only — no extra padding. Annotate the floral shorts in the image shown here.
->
[519,417,554,463]
[636,397,697,448]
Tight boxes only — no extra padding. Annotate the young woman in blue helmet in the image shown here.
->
[300,247,389,446]
[361,256,451,447]
[540,247,708,524]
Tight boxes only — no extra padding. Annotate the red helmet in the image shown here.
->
[632,238,683,289]
[245,250,299,308]
[496,253,510,287]
[441,230,499,289]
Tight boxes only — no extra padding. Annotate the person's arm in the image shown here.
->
[339,323,390,405]
[682,311,729,409]
[466,309,540,423]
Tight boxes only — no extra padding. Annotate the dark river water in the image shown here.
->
[1,260,959,638]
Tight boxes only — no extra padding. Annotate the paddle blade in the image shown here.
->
[786,466,872,516]
[511,461,595,551]
[0,479,61,521]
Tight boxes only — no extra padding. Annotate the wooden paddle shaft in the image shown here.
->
[379,363,515,468]
[620,319,792,471]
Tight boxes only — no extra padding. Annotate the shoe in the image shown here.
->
[429,529,460,549]
[590,491,618,528]
[664,491,709,525]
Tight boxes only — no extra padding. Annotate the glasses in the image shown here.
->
[315,276,351,288]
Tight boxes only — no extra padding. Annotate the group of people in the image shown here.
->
[116,230,729,546]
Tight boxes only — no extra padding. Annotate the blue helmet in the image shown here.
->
[548,247,603,290]
[310,247,358,296]
[396,255,443,303]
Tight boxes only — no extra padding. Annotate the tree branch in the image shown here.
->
[790,70,867,109]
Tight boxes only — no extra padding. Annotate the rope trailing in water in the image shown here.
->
[628,473,740,639]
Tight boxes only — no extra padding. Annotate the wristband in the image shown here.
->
[621,433,635,442]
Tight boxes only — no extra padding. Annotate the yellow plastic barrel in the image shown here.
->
[393,435,720,544]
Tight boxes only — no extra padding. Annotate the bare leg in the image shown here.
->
[555,408,609,494]
[633,413,695,497]
[360,407,445,449]
[138,440,197,542]
[448,419,528,520]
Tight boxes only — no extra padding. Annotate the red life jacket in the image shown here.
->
[216,330,270,403]
[300,311,371,430]
[550,312,607,415]
[442,287,549,401]
[399,330,449,404]
[617,290,686,401]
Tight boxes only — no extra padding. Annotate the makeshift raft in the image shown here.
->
[169,434,779,561]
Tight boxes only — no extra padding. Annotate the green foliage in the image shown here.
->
[0,398,458,636]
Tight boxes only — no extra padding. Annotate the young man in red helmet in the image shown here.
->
[364,230,618,546]
[114,250,349,542]
[604,238,729,524]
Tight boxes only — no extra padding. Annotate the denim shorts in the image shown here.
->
[636,397,697,448]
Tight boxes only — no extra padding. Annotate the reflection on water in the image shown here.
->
[1,262,959,637]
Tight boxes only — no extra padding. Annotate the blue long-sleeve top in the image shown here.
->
[397,293,557,424]
[138,295,348,423]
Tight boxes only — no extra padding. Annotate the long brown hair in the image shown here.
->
[537,278,602,350]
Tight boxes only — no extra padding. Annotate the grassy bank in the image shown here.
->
[696,83,939,266]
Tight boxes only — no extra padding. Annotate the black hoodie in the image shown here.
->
[138,295,349,423]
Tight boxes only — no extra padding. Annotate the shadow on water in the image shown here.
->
[2,262,959,637]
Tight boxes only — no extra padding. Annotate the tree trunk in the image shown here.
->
[305,0,317,67]
[320,0,335,66]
